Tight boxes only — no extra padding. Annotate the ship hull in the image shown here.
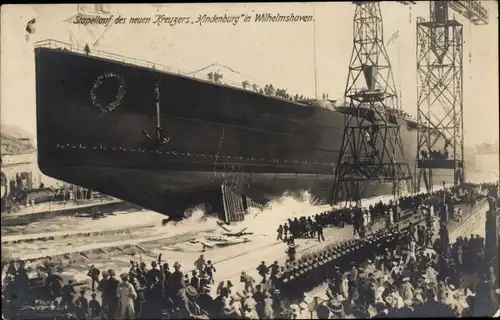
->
[34,46,457,218]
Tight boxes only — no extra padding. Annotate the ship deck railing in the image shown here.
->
[34,38,307,105]
[35,39,421,125]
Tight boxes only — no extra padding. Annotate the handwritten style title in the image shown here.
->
[74,13,314,27]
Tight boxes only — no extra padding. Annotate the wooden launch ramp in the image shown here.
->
[220,184,265,223]
[221,185,246,222]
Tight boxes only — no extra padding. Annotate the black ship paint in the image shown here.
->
[34,42,464,220]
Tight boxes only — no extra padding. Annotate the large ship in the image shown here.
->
[476,142,499,156]
[34,38,473,221]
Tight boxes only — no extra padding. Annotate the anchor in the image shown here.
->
[143,83,170,151]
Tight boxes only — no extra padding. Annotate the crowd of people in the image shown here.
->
[2,183,498,319]
[419,149,450,161]
[275,186,470,246]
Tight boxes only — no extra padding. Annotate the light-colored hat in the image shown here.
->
[327,299,344,314]
[403,277,410,282]
[185,285,198,297]
[231,293,241,301]
[290,304,299,311]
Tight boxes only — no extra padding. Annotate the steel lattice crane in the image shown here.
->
[415,0,489,192]
[331,1,415,207]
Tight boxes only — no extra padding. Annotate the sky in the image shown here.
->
[1,2,498,145]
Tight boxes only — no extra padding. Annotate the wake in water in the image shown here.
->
[162,154,499,238]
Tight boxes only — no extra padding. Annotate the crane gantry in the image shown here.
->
[331,1,414,207]
[332,0,489,207]
[415,0,489,192]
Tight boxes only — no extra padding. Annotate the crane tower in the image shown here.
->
[416,0,489,192]
[331,1,414,206]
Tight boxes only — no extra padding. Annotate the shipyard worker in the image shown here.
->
[84,43,90,55]
[87,265,101,292]
[257,261,269,284]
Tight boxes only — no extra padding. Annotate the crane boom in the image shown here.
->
[448,0,489,25]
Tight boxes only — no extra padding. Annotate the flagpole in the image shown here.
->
[313,6,318,100]
[398,34,402,110]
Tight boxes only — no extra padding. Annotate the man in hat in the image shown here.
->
[75,289,89,320]
[256,261,269,284]
[87,264,101,292]
[315,222,325,243]
[179,285,209,319]
[213,286,229,317]
[197,284,215,317]
[269,261,280,288]
[240,271,255,292]
[194,254,206,274]
[251,284,266,318]
[199,270,211,290]
[400,277,414,305]
[104,269,119,320]
[262,290,275,319]
[146,260,161,286]
[276,224,284,242]
[88,292,102,320]
[117,273,137,319]
[326,299,345,319]
[61,279,76,311]
[45,269,63,301]
[190,270,201,292]
[168,261,185,304]
[205,260,216,284]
